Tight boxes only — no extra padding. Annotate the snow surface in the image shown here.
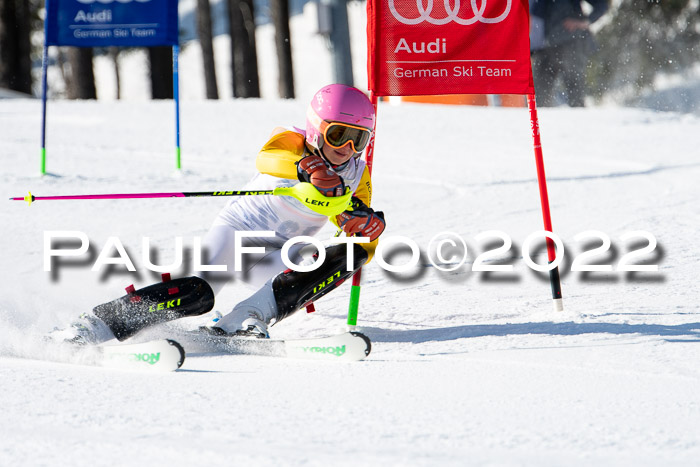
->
[2,97,700,466]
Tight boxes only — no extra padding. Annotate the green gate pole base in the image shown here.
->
[347,285,361,329]
[41,148,46,175]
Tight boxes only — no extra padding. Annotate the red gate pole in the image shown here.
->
[527,93,564,312]
[346,91,379,329]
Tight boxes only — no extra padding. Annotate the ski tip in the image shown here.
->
[349,331,372,357]
[166,339,186,369]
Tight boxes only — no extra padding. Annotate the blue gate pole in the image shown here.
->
[173,44,181,170]
[40,45,49,175]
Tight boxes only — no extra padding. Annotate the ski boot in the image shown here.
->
[201,310,270,339]
[48,313,115,345]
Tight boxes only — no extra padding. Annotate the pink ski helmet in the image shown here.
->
[305,84,375,154]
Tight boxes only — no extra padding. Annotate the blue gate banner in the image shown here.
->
[45,0,178,47]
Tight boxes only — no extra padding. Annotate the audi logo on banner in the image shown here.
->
[388,0,512,25]
[76,0,152,4]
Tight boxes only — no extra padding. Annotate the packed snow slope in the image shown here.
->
[1,99,699,466]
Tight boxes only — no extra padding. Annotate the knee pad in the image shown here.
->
[93,276,215,341]
[272,243,368,321]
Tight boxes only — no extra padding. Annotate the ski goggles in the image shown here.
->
[320,121,372,153]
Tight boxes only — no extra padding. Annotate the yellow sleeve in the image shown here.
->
[354,166,373,207]
[329,165,373,231]
[255,130,307,179]
[330,166,378,262]
[355,167,378,261]
[360,239,379,263]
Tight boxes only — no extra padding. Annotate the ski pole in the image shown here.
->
[11,189,273,204]
[9,183,354,217]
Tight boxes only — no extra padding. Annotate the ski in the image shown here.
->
[57,339,186,372]
[176,331,371,361]
[99,339,186,371]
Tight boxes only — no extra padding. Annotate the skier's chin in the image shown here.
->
[322,147,355,166]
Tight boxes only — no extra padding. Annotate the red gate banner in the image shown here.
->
[367,0,534,96]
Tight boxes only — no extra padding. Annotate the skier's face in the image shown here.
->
[322,143,356,166]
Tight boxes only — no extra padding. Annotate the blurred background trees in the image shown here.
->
[0,0,36,95]
[589,0,700,104]
[271,0,294,98]
[148,46,174,99]
[198,0,219,99]
[1,0,698,106]
[63,47,97,99]
[228,0,261,97]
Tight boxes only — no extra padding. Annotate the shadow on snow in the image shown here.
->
[363,321,700,344]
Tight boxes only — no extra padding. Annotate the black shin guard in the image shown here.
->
[93,276,215,341]
[272,243,369,321]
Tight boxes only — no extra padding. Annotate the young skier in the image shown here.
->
[50,84,385,345]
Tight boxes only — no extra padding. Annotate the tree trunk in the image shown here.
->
[197,0,219,99]
[148,46,173,99]
[0,0,33,94]
[67,47,97,100]
[270,0,294,98]
[227,0,260,98]
[328,0,354,86]
[110,47,121,100]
